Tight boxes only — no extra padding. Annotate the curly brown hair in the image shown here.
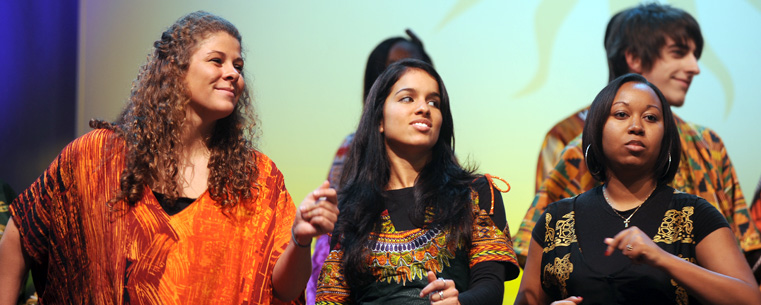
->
[92,11,259,210]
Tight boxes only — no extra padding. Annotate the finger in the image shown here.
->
[308,216,336,235]
[418,271,440,297]
[427,271,437,283]
[604,228,634,256]
[551,296,583,304]
[604,237,617,256]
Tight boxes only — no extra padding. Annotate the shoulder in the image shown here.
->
[252,151,281,177]
[59,129,123,161]
[544,108,588,141]
[675,116,724,146]
[72,129,121,148]
[670,189,714,209]
[545,196,578,216]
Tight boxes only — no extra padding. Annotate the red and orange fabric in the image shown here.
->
[11,129,302,304]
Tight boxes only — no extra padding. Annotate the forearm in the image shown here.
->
[0,219,29,305]
[272,230,312,302]
[657,253,761,305]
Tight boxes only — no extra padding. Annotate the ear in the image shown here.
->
[625,50,643,74]
[379,121,384,133]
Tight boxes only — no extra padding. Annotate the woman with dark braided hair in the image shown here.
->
[0,11,337,304]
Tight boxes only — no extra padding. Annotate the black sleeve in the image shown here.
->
[532,208,549,248]
[458,261,506,305]
[475,176,507,230]
[692,197,730,244]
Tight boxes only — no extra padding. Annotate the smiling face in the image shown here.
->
[636,37,700,107]
[602,82,665,176]
[379,68,443,157]
[185,31,245,124]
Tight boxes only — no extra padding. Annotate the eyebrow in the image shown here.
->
[612,101,662,111]
[394,87,415,95]
[206,50,244,62]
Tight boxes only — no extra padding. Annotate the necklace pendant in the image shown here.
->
[624,220,630,228]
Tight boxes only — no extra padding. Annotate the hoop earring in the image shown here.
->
[585,144,600,176]
[662,152,672,178]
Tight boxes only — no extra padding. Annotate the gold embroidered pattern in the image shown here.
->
[542,253,573,298]
[544,211,576,253]
[653,207,694,244]
[671,279,688,305]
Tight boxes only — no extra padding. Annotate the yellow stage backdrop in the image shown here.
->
[77,0,761,303]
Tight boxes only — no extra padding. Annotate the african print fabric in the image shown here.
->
[516,114,761,260]
[534,107,588,192]
[749,177,761,234]
[314,189,518,305]
[10,129,302,305]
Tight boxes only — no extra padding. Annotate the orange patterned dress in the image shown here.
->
[10,129,302,305]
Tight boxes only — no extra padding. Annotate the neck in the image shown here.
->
[385,144,431,190]
[604,173,657,211]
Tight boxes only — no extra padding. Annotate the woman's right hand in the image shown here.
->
[551,296,583,304]
[292,181,338,244]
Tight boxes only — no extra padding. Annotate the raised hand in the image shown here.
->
[604,226,667,266]
[419,270,460,304]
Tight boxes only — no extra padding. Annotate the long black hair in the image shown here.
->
[335,59,476,284]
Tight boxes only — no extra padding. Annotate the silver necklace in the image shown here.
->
[602,184,656,228]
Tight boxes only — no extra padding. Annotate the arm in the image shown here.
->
[0,219,28,305]
[273,181,338,302]
[605,226,761,305]
[515,238,549,305]
[515,239,583,305]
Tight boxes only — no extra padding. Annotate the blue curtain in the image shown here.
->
[0,0,79,192]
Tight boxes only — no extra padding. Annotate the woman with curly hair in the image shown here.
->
[0,11,337,304]
[315,59,520,305]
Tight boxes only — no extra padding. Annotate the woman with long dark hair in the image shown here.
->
[516,74,760,304]
[315,59,519,304]
[0,11,337,304]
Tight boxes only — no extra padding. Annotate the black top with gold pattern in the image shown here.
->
[532,185,727,304]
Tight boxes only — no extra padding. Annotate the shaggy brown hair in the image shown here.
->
[92,11,258,210]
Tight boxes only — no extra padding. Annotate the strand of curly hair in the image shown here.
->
[91,11,259,212]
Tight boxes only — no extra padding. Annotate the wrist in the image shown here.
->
[291,227,312,248]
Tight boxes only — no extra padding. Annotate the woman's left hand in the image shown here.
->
[419,271,460,304]
[293,181,338,244]
[604,226,668,266]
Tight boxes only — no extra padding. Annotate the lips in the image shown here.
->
[410,119,433,131]
[673,77,691,89]
[624,140,646,152]
[215,87,236,97]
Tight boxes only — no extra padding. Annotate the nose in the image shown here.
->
[685,53,700,76]
[223,64,241,82]
[414,100,431,116]
[628,117,644,135]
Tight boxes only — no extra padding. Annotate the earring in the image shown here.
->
[584,145,600,176]
[662,152,672,177]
